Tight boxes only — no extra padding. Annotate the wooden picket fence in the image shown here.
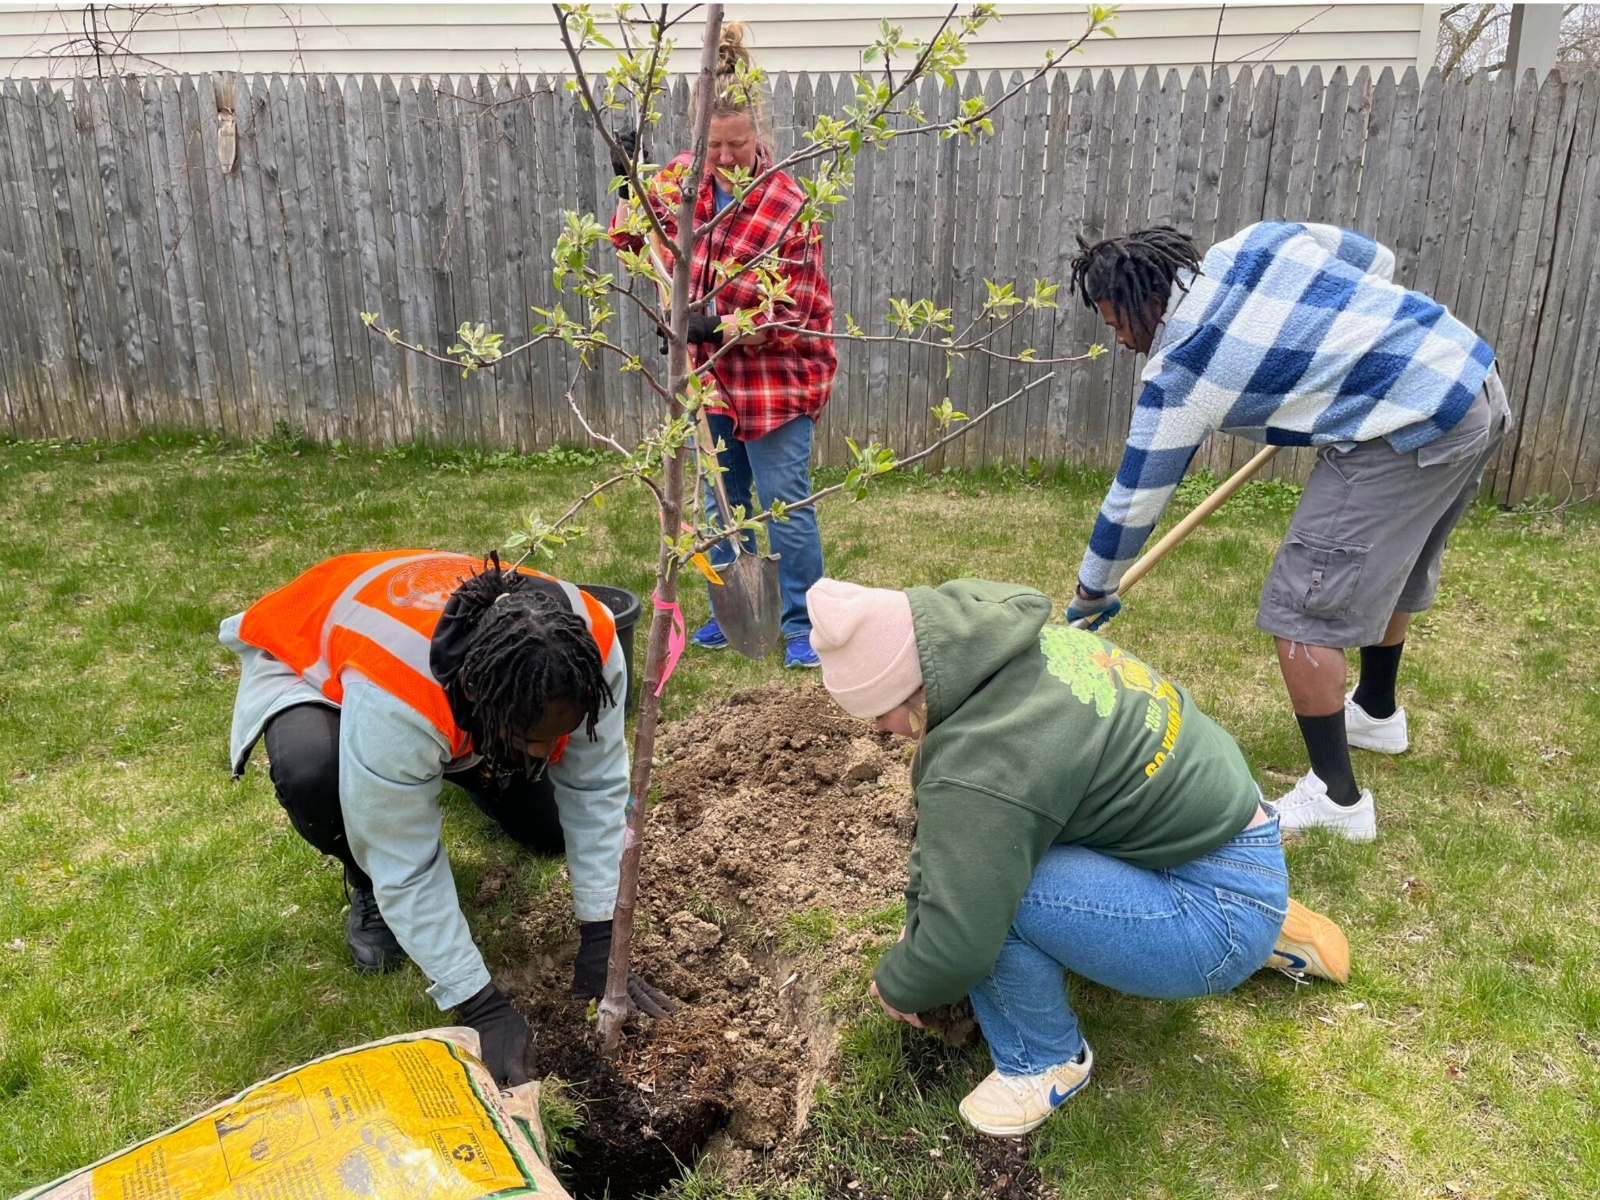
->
[1,65,1597,504]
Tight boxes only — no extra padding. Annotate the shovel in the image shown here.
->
[641,232,785,659]
[694,410,785,659]
[1072,443,1282,625]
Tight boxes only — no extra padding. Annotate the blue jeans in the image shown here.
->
[702,412,824,637]
[969,815,1289,1076]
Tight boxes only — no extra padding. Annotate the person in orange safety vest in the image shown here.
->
[220,551,670,1085]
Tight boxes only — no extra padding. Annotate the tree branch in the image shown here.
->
[748,310,1103,367]
[360,314,559,372]
[640,6,1109,259]
[689,373,1055,554]
[556,4,683,260]
[509,470,640,574]
[560,362,633,458]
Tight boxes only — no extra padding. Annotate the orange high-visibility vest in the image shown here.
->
[237,551,617,759]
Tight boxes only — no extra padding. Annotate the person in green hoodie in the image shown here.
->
[805,576,1350,1138]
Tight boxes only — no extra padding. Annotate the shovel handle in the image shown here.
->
[651,229,743,544]
[694,410,740,532]
[646,234,673,310]
[1116,444,1283,597]
[653,233,739,543]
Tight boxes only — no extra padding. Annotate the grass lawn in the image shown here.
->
[2,433,1598,1199]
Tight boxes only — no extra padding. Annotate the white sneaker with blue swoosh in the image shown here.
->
[958,1041,1093,1137]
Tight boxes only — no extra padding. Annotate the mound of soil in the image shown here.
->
[497,682,923,1198]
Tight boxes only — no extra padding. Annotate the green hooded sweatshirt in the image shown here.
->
[872,580,1260,1015]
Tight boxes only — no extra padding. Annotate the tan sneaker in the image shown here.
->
[1267,898,1350,984]
[958,1043,1094,1137]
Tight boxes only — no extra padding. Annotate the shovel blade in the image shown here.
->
[708,553,784,660]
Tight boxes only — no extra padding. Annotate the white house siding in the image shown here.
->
[1,3,1439,83]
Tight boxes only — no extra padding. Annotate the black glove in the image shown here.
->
[571,920,679,1018]
[655,315,720,356]
[685,312,723,346]
[610,128,640,198]
[572,920,613,998]
[454,982,531,1087]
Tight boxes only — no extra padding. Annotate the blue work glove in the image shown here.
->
[1066,586,1121,631]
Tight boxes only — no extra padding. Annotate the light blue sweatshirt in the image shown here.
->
[220,612,630,1010]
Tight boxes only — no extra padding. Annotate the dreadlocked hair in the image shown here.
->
[442,555,614,775]
[1069,226,1202,342]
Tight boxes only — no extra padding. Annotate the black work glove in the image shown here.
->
[571,920,679,1018]
[656,315,720,356]
[610,128,640,198]
[454,982,532,1087]
[685,312,724,346]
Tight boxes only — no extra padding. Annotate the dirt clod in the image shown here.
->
[920,998,981,1049]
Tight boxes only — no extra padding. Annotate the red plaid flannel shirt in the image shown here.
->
[610,151,837,440]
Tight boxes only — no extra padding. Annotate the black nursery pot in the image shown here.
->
[577,583,641,713]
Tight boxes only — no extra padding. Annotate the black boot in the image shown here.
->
[345,880,407,974]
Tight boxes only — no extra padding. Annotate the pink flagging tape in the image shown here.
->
[651,590,686,697]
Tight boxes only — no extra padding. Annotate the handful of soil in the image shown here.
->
[918,998,981,1048]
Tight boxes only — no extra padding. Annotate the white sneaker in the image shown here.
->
[1345,692,1408,754]
[1276,772,1377,842]
[958,1043,1094,1137]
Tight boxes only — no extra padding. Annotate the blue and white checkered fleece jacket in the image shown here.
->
[1077,221,1496,595]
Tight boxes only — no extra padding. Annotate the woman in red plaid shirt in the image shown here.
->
[610,23,837,669]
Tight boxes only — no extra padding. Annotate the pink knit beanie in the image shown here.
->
[805,578,922,719]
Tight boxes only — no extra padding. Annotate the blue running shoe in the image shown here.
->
[784,632,821,669]
[691,618,729,650]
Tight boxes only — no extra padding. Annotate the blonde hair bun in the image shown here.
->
[699,19,767,142]
[717,21,752,77]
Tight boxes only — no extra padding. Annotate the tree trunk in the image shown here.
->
[597,2,725,1056]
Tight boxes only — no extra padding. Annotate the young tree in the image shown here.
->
[364,1,1114,1053]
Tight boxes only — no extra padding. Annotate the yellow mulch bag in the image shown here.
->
[17,1028,572,1200]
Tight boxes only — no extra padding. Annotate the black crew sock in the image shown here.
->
[1295,711,1361,806]
[1351,641,1405,720]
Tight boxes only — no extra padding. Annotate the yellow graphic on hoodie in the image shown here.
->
[1039,626,1118,716]
[1039,626,1183,777]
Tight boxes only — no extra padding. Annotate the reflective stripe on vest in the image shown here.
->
[239,551,617,759]
[301,551,439,693]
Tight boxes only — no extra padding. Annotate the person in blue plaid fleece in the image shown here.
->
[1064,222,1511,843]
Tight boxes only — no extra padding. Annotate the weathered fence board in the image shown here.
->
[1012,74,1053,463]
[1,67,1597,506]
[1515,80,1599,501]
[905,73,942,458]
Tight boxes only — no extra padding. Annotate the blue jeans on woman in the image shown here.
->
[969,814,1289,1075]
[702,411,825,637]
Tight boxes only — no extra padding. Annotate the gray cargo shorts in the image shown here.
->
[1256,368,1511,648]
